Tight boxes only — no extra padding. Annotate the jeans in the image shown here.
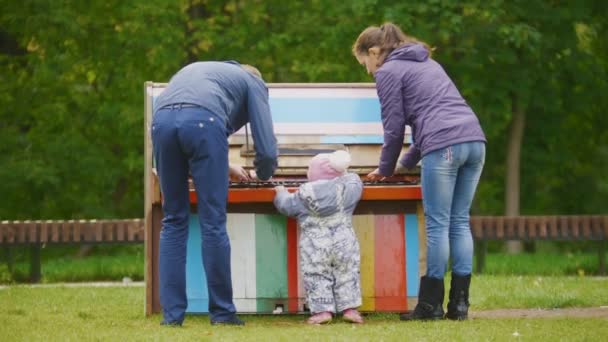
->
[421,141,485,279]
[151,105,235,323]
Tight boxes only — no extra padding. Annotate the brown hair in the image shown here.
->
[352,22,432,64]
[241,64,262,79]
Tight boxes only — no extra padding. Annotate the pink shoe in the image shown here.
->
[343,308,364,324]
[307,311,333,325]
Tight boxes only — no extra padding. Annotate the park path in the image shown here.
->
[471,307,608,319]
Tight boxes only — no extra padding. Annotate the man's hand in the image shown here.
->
[274,185,286,194]
[366,168,386,181]
[228,164,250,182]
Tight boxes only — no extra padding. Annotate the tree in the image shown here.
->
[0,0,606,224]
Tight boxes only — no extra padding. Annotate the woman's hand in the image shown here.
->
[366,168,386,181]
[228,164,250,182]
[274,185,286,194]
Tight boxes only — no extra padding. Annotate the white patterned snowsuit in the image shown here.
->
[274,173,363,314]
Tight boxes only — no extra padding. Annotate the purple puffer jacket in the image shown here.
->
[374,44,486,176]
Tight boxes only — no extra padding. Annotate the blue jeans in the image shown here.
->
[151,105,235,323]
[421,141,485,279]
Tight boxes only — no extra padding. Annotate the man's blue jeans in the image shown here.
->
[151,105,235,323]
[421,141,485,279]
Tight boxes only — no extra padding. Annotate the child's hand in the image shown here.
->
[274,185,286,193]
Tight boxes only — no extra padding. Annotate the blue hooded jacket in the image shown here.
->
[374,44,486,175]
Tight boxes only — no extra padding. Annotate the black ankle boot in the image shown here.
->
[445,273,471,320]
[400,276,444,321]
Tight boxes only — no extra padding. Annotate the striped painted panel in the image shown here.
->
[185,210,421,313]
[150,85,378,99]
[185,215,208,313]
[405,214,420,297]
[286,218,299,312]
[150,85,413,145]
[226,214,257,312]
[374,215,407,311]
[353,215,376,311]
[267,98,380,123]
[254,214,288,312]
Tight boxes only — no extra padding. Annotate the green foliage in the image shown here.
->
[0,0,185,219]
[1,0,607,219]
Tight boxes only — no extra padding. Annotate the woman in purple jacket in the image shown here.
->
[352,22,486,321]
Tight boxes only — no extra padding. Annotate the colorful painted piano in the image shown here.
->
[144,82,426,315]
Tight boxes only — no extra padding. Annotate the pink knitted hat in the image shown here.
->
[307,150,351,181]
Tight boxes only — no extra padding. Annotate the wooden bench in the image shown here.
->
[2,215,605,283]
[471,215,608,275]
[0,219,144,282]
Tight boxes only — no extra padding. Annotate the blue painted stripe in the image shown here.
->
[186,215,209,313]
[321,136,384,144]
[152,96,382,123]
[269,98,380,123]
[405,214,419,297]
[321,135,412,144]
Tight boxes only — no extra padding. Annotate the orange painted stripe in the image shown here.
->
[374,215,407,311]
[286,218,299,312]
[189,186,422,204]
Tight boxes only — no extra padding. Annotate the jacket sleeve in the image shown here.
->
[247,80,278,181]
[375,69,406,177]
[399,143,421,169]
[273,190,306,218]
[341,173,363,213]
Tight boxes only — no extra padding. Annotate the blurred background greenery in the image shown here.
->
[1,0,606,282]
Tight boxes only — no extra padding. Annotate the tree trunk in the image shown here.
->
[0,29,26,55]
[505,94,526,254]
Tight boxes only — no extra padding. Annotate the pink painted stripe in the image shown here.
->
[374,215,407,311]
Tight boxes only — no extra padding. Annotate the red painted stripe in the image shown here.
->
[286,218,299,312]
[374,215,408,311]
[188,186,422,204]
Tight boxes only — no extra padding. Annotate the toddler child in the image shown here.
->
[273,150,364,324]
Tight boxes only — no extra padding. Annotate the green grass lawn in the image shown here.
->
[1,245,606,340]
[1,275,607,341]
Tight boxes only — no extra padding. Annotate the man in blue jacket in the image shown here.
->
[152,61,278,326]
